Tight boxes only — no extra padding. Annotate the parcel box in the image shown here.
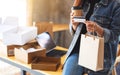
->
[0,40,21,57]
[0,25,17,40]
[14,45,46,64]
[3,26,37,45]
[31,57,61,71]
[0,39,39,57]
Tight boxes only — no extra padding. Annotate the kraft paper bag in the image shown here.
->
[78,34,104,71]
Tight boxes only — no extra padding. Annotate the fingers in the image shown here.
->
[85,21,96,32]
[71,13,79,25]
[114,56,120,67]
[70,11,79,31]
[72,19,79,30]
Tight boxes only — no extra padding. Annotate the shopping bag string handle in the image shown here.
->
[85,25,96,40]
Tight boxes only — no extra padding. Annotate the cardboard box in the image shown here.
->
[3,26,37,45]
[0,40,21,57]
[0,25,17,40]
[31,57,61,71]
[14,45,46,64]
[0,39,42,57]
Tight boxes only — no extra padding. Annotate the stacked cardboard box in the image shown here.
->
[0,40,21,57]
[31,57,61,71]
[3,26,37,45]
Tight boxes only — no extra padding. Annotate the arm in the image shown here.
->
[104,5,120,43]
[69,0,84,35]
[85,3,120,43]
[73,0,82,7]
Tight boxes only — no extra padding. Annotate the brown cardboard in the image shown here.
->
[0,40,21,57]
[14,46,46,64]
[0,39,39,57]
[8,39,46,64]
[31,57,61,71]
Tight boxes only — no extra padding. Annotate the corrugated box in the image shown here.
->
[31,57,61,71]
[0,25,17,40]
[0,40,21,57]
[0,39,43,58]
[14,43,46,64]
[3,26,37,45]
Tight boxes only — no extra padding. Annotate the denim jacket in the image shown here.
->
[68,0,120,70]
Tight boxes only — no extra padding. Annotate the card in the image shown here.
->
[73,16,86,23]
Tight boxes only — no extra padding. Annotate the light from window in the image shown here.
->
[0,0,26,26]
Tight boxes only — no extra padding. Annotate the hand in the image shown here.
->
[70,12,79,31]
[84,21,96,32]
[85,21,104,37]
[114,56,120,67]
[70,9,83,31]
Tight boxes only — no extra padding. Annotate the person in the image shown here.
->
[62,0,120,75]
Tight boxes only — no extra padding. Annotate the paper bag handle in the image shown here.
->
[85,32,96,40]
[85,23,98,40]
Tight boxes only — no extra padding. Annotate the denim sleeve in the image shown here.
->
[104,3,120,43]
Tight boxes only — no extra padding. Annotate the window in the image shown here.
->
[0,0,27,26]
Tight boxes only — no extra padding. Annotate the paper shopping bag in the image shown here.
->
[78,34,104,71]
